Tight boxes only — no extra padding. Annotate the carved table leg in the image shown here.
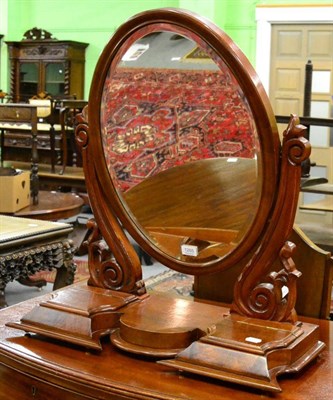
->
[53,240,76,290]
[16,276,47,289]
[0,284,7,309]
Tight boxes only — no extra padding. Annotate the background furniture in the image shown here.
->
[57,99,88,173]
[0,102,64,174]
[0,98,86,174]
[10,190,84,221]
[2,160,86,193]
[6,28,88,103]
[0,103,39,203]
[0,215,75,308]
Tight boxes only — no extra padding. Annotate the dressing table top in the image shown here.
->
[0,285,332,400]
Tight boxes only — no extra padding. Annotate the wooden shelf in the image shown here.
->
[3,160,86,192]
[301,183,333,195]
[300,197,333,212]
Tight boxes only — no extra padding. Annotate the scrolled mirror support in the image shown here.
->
[76,111,145,295]
[232,115,310,322]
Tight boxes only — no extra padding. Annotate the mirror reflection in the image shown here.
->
[101,30,261,262]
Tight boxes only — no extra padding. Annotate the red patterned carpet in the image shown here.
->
[145,269,194,297]
[30,260,194,297]
[30,261,332,314]
[102,67,257,192]
[30,259,90,284]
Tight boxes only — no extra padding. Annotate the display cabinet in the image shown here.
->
[6,28,88,102]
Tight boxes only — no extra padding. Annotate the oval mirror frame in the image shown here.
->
[86,8,281,275]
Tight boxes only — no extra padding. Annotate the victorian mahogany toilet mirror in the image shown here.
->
[9,8,324,393]
[82,7,282,277]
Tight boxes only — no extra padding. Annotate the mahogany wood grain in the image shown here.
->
[125,157,258,233]
[195,225,333,320]
[0,289,332,400]
[124,157,258,262]
[3,7,322,399]
[69,9,318,394]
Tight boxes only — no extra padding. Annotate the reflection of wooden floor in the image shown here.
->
[4,161,86,192]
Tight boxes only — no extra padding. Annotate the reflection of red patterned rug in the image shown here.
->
[102,68,257,192]
[30,261,194,297]
[26,265,333,314]
[30,259,89,284]
[145,269,194,298]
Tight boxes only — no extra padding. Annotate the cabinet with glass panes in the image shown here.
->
[6,28,88,102]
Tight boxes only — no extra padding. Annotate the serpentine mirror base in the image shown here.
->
[7,284,324,393]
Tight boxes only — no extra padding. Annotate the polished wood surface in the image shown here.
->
[0,287,332,400]
[71,8,316,394]
[10,190,84,220]
[124,157,259,261]
[195,225,333,319]
[125,157,258,230]
[0,8,322,398]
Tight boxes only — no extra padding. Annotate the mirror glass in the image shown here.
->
[100,26,261,264]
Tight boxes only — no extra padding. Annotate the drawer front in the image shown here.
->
[4,133,61,150]
[0,107,35,122]
[0,364,90,400]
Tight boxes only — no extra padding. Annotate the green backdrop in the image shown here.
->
[0,0,331,99]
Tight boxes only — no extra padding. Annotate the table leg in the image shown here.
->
[49,124,56,173]
[53,240,77,290]
[0,285,7,309]
[0,129,4,167]
[30,123,39,205]
[17,276,47,289]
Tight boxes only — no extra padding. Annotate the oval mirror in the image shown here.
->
[88,8,280,274]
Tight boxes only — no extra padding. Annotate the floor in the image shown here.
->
[4,209,168,308]
[5,262,168,307]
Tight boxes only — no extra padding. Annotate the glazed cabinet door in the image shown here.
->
[19,62,39,100]
[6,34,88,102]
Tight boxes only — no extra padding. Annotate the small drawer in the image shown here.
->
[0,364,89,399]
[0,106,35,122]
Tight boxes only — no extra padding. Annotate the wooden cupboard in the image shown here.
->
[6,28,88,102]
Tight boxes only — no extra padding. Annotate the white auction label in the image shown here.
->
[181,244,199,257]
[245,336,262,344]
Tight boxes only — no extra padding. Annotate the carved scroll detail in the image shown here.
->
[282,115,311,166]
[23,28,55,41]
[75,109,146,296]
[231,115,310,322]
[85,219,146,295]
[75,108,89,149]
[243,241,301,322]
